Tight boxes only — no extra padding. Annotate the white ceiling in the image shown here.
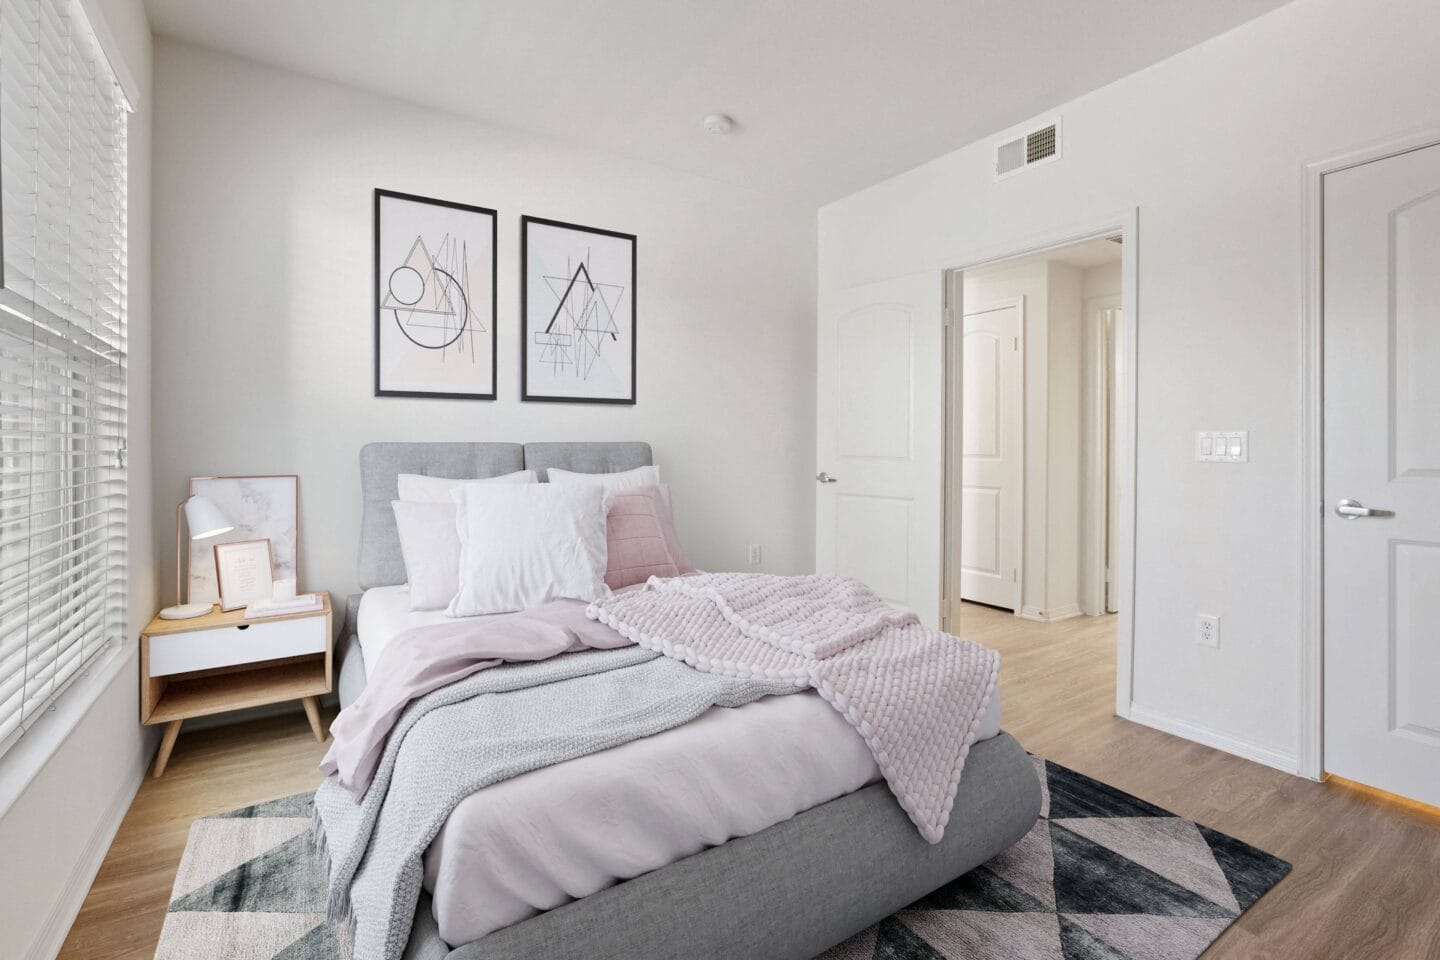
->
[143,0,1294,207]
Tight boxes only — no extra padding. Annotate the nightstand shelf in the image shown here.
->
[140,592,332,776]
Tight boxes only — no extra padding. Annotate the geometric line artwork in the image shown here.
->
[521,215,636,404]
[156,760,1290,960]
[375,190,496,400]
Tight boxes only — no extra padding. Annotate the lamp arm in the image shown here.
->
[175,499,185,607]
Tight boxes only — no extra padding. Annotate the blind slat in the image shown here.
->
[0,0,128,760]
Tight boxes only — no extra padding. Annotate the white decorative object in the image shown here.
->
[188,475,299,605]
[392,501,464,611]
[447,484,612,616]
[395,469,535,503]
[273,577,297,602]
[545,464,660,493]
[213,539,275,612]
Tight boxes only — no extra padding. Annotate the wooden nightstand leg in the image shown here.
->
[153,719,183,777]
[301,696,326,743]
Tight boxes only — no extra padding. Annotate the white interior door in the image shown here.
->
[1323,141,1440,806]
[816,271,943,627]
[959,304,1021,611]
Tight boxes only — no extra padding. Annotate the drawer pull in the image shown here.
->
[236,624,250,631]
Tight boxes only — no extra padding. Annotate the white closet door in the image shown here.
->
[959,304,1022,611]
[1323,141,1440,806]
[816,272,943,627]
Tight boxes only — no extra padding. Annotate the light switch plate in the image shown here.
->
[1196,431,1248,463]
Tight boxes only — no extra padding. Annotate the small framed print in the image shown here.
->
[214,539,275,612]
[521,215,636,404]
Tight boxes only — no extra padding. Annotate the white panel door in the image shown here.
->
[816,272,943,627]
[1323,142,1440,806]
[959,304,1021,610]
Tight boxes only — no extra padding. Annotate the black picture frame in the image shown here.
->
[374,188,498,400]
[520,215,637,405]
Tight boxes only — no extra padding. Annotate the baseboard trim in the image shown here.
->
[24,756,144,960]
[1017,602,1083,623]
[1127,703,1298,775]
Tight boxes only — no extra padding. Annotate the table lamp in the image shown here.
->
[159,495,235,619]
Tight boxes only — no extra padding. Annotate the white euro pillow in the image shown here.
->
[546,464,660,493]
[448,484,613,616]
[398,469,536,502]
[391,501,462,611]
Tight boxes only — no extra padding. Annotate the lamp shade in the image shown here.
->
[183,495,234,540]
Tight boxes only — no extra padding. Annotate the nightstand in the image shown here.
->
[139,592,333,776]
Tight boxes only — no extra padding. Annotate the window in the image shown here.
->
[0,0,129,755]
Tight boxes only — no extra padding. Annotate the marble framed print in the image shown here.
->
[521,215,636,404]
[375,189,497,399]
[187,475,298,605]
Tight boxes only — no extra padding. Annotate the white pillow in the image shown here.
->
[448,484,613,616]
[391,501,461,611]
[397,469,536,503]
[546,464,660,493]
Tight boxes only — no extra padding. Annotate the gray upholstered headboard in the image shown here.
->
[357,441,653,589]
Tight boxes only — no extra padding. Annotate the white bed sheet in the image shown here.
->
[355,584,1002,947]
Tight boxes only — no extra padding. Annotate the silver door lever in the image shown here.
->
[1335,498,1392,519]
[816,472,838,483]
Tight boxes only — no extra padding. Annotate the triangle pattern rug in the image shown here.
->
[156,757,1289,959]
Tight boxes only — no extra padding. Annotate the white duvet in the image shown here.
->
[355,586,1002,947]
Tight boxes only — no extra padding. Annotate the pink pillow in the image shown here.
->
[655,483,697,575]
[605,487,681,589]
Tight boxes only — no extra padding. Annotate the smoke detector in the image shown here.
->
[703,113,735,135]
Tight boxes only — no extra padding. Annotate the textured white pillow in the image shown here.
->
[545,464,660,493]
[448,484,613,616]
[397,469,536,503]
[391,501,462,611]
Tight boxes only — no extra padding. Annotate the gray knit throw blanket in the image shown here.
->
[312,646,796,960]
[588,573,1000,844]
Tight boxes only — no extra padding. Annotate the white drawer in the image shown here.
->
[149,616,327,677]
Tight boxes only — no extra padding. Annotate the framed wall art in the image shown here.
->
[213,539,275,612]
[375,189,497,399]
[187,475,298,605]
[521,215,636,404]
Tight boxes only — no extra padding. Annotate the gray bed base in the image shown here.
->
[345,441,1042,960]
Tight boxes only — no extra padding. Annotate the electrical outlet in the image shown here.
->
[747,543,762,566]
[1196,614,1220,648]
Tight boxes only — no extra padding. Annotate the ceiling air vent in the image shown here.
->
[995,118,1062,180]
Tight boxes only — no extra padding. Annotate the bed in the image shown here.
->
[335,441,1041,960]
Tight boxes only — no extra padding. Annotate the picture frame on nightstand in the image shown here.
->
[213,539,274,611]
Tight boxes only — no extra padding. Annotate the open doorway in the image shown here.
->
[943,230,1131,707]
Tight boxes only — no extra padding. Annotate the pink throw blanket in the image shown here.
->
[588,573,999,843]
[321,599,632,798]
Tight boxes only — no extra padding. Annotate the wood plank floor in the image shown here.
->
[59,604,1440,959]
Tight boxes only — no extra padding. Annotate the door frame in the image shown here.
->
[1082,294,1122,617]
[941,208,1139,719]
[947,295,1026,616]
[1299,126,1440,781]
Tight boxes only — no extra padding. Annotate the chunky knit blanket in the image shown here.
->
[313,646,796,960]
[588,573,1000,843]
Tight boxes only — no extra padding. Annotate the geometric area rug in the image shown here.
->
[154,757,1289,960]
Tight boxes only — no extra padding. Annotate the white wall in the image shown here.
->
[0,0,155,956]
[151,41,818,612]
[820,0,1440,768]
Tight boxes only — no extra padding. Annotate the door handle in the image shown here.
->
[816,472,838,483]
[1335,498,1392,519]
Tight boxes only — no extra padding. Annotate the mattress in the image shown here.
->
[356,584,1003,947]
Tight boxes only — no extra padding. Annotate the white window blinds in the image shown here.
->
[0,0,128,755]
